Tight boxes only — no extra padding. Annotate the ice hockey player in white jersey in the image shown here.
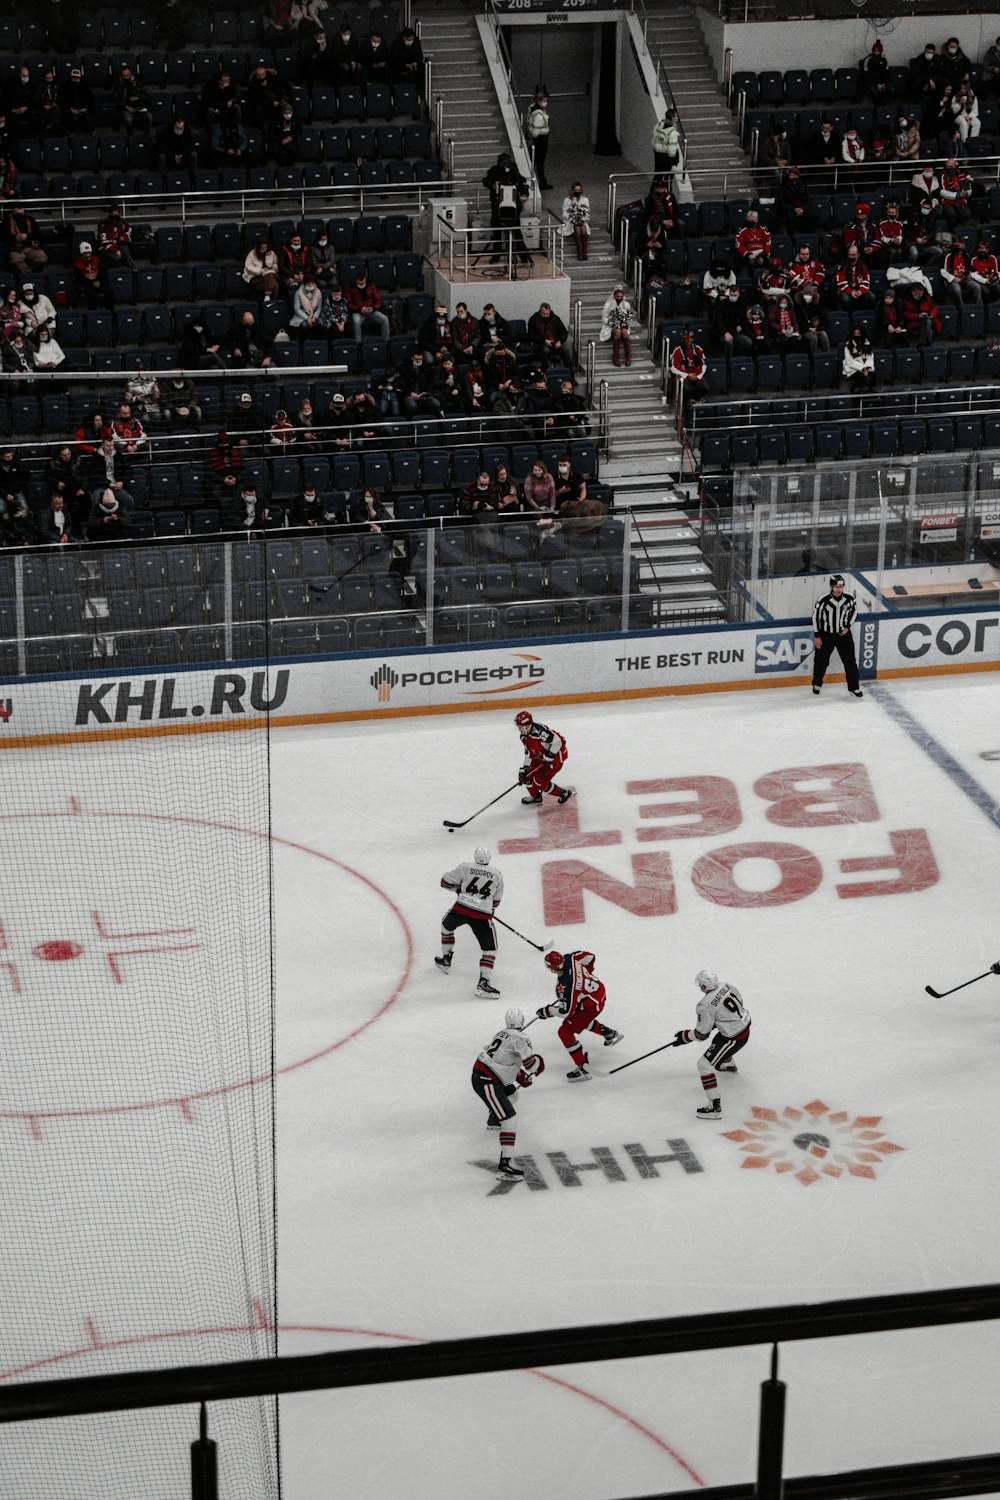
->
[471,1008,545,1181]
[435,845,504,997]
[671,970,752,1120]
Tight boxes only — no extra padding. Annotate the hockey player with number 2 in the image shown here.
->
[515,711,574,807]
[535,949,624,1081]
[436,846,504,997]
[471,1008,545,1181]
[672,971,752,1120]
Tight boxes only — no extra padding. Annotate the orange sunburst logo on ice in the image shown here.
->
[722,1099,904,1186]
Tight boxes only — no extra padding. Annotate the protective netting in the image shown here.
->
[0,541,279,1496]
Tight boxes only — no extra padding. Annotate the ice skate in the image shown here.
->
[476,976,500,997]
[566,1063,593,1081]
[812,685,821,695]
[556,787,575,804]
[486,1118,500,1130]
[434,955,452,975]
[697,1100,722,1119]
[522,792,543,805]
[850,689,864,698]
[602,1029,624,1048]
[717,1062,737,1073]
[496,1157,524,1181]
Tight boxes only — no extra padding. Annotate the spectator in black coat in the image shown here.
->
[60,69,94,133]
[358,31,391,83]
[330,24,362,86]
[181,316,225,369]
[87,489,133,542]
[389,26,423,87]
[157,117,199,174]
[37,493,75,544]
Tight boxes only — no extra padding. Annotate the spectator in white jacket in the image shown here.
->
[842,329,875,392]
[952,84,980,140]
[18,282,57,332]
[290,272,324,328]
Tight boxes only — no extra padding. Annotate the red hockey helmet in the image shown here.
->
[515,710,533,733]
[544,950,564,972]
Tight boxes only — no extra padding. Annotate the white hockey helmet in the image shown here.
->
[474,845,491,867]
[696,970,719,993]
[505,1007,525,1031]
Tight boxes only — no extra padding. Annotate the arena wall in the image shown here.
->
[0,608,998,746]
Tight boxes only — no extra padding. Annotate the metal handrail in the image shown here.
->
[627,0,688,172]
[598,378,610,459]
[11,178,459,228]
[607,153,1000,206]
[432,216,564,282]
[482,0,533,187]
[688,381,1000,434]
[585,339,596,406]
[572,299,582,375]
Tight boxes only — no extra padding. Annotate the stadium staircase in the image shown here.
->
[418,1,510,191]
[643,0,754,198]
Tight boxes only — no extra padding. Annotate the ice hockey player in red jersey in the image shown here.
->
[514,710,574,807]
[471,1007,545,1181]
[436,845,503,996]
[534,949,623,1080]
[671,970,752,1120]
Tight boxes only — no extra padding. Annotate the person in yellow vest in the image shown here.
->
[527,90,552,189]
[652,107,682,174]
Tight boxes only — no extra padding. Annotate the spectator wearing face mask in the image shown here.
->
[389,26,423,87]
[909,43,942,98]
[330,23,361,86]
[358,30,391,82]
[157,116,199,174]
[269,100,302,167]
[939,36,971,87]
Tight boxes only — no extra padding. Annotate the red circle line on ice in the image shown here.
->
[0,1319,705,1488]
[0,801,413,1125]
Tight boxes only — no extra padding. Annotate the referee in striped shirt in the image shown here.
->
[812,574,864,697]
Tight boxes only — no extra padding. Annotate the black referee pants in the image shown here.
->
[812,631,860,691]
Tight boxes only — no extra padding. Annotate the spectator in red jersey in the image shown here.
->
[941,235,982,306]
[734,209,771,267]
[97,204,136,271]
[346,271,390,341]
[900,282,942,346]
[670,328,707,407]
[835,245,874,310]
[971,238,1000,302]
[209,431,243,492]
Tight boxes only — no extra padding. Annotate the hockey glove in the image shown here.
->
[535,1005,552,1021]
[516,1054,545,1088]
[518,768,529,784]
[992,962,1000,975]
[672,1029,692,1046]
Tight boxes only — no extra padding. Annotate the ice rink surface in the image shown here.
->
[5,673,1000,1496]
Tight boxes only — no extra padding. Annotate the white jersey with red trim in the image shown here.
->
[694,982,751,1039]
[476,1027,536,1087]
[442,860,503,917]
[520,721,566,771]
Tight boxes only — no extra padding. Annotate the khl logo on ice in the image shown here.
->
[754,631,814,673]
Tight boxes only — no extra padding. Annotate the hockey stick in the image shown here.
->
[608,1040,681,1076]
[925,966,997,999]
[493,914,550,952]
[443,783,520,830]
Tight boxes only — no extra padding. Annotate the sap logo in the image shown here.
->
[754,632,814,673]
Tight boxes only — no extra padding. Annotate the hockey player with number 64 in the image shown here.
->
[471,1008,545,1181]
[436,846,504,997]
[535,949,623,1080]
[672,971,752,1120]
[515,711,574,807]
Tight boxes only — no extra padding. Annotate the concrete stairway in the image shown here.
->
[418,1,511,194]
[642,0,754,198]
